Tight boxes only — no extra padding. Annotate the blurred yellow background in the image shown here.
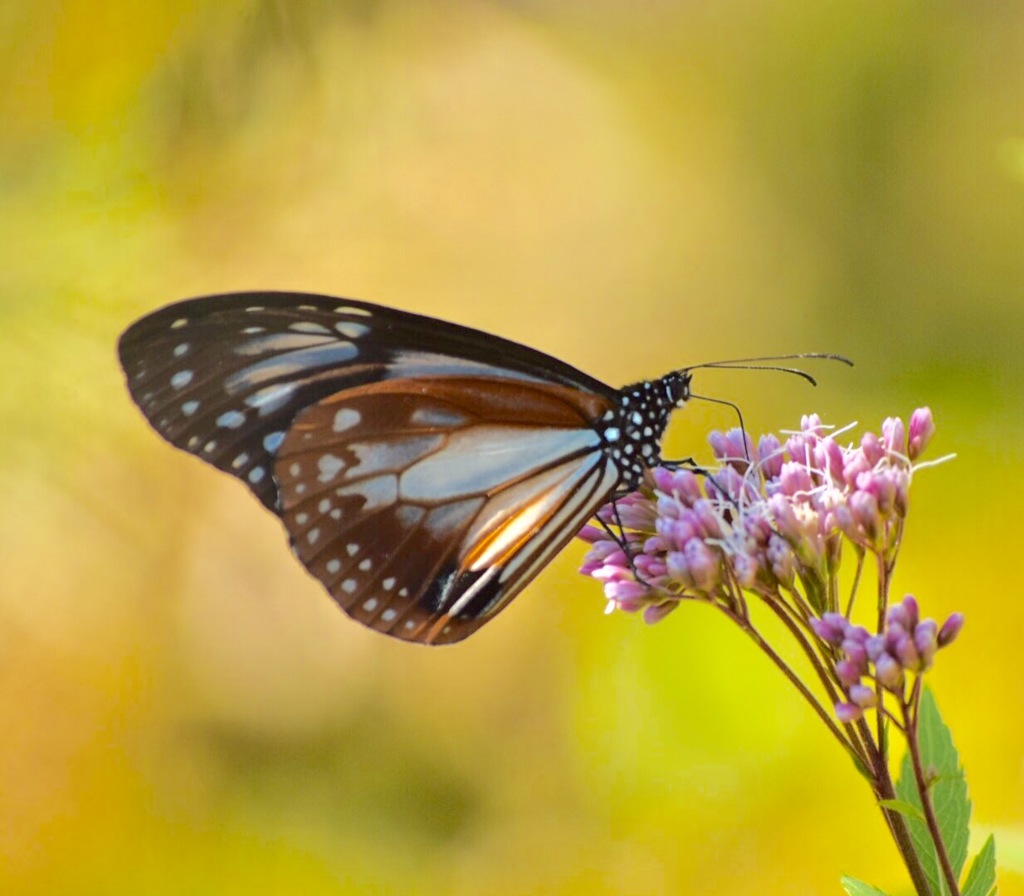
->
[2,1,1022,893]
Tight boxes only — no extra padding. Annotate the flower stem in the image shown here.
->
[848,715,933,896]
[904,678,962,896]
[720,605,866,769]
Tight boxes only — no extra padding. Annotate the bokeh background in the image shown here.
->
[2,1,1022,893]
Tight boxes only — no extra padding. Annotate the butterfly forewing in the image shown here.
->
[117,292,618,511]
[275,376,619,643]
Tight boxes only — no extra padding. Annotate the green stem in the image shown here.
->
[844,547,865,618]
[719,604,865,769]
[904,678,962,896]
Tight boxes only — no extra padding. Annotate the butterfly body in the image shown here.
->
[119,292,691,644]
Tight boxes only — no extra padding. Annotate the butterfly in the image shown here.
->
[118,291,842,645]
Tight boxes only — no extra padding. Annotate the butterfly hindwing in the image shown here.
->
[275,376,620,643]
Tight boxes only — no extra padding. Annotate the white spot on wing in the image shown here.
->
[216,410,245,429]
[363,597,378,611]
[334,305,372,317]
[318,454,344,482]
[173,343,189,357]
[410,407,468,428]
[335,321,369,339]
[245,382,296,416]
[334,475,397,512]
[171,370,193,389]
[170,318,188,329]
[290,321,332,335]
[326,559,341,574]
[248,466,265,483]
[333,408,361,432]
[263,431,284,453]
[182,400,199,416]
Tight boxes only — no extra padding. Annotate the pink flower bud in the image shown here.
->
[653,467,703,504]
[837,659,863,687]
[864,635,885,662]
[900,595,920,629]
[861,432,884,465]
[875,654,905,691]
[708,466,746,502]
[908,407,935,461]
[815,438,846,482]
[731,553,759,588]
[691,500,723,540]
[577,525,607,544]
[848,684,879,708]
[658,516,697,550]
[665,551,690,582]
[937,612,964,647]
[606,580,650,602]
[811,612,847,645]
[708,428,754,470]
[893,632,922,672]
[801,413,825,434]
[758,434,784,480]
[836,702,863,723]
[684,538,720,592]
[833,503,859,540]
[766,534,794,586]
[882,416,907,454]
[643,535,667,554]
[913,619,938,669]
[842,450,872,488]
[841,640,868,670]
[849,491,880,541]
[643,602,678,624]
[780,462,813,497]
[844,624,871,645]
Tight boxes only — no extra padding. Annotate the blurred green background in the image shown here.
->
[2,1,1022,893]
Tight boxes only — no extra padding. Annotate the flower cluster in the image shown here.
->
[812,596,965,722]
[578,408,938,621]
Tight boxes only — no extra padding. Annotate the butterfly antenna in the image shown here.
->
[682,353,853,387]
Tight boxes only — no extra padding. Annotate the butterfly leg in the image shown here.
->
[595,498,654,589]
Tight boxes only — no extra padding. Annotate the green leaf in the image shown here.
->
[894,688,971,896]
[984,824,1024,874]
[960,835,997,896]
[878,798,926,823]
[840,875,892,896]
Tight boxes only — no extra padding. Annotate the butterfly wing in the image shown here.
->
[276,376,620,643]
[118,292,624,643]
[117,292,616,511]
